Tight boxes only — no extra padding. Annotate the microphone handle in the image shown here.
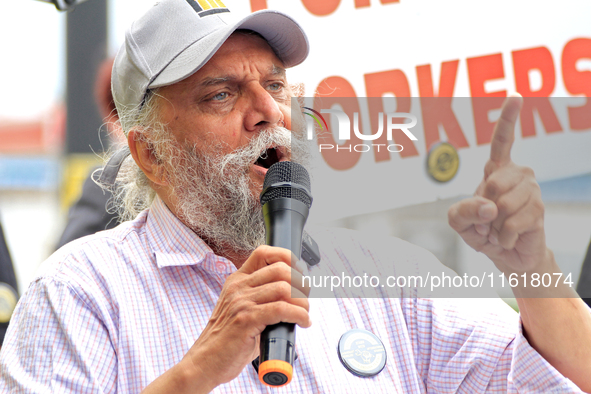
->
[258,198,309,387]
[263,198,308,256]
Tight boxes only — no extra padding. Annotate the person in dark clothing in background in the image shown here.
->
[56,57,123,249]
[56,171,118,248]
[0,220,19,347]
[577,242,591,308]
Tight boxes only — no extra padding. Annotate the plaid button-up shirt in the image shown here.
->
[0,197,580,393]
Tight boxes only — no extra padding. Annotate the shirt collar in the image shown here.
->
[146,197,216,268]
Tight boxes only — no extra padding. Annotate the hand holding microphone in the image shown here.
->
[258,161,313,387]
[178,162,312,391]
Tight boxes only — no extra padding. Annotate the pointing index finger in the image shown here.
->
[489,94,523,166]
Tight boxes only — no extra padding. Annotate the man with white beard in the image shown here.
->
[1,0,591,393]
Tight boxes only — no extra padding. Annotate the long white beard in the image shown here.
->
[163,126,310,257]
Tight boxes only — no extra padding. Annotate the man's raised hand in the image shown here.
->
[448,94,549,274]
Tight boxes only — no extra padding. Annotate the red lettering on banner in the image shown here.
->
[302,0,341,16]
[364,70,418,159]
[252,0,399,12]
[416,60,469,151]
[249,0,267,12]
[512,47,562,137]
[562,38,591,131]
[467,53,506,145]
[314,76,362,170]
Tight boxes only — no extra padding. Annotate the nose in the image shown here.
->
[243,84,283,133]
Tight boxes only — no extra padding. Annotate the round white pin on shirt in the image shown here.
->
[337,328,387,377]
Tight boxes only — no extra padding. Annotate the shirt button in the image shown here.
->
[216,262,226,272]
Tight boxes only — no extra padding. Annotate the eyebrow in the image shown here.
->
[199,76,234,88]
[271,64,286,77]
[197,64,287,89]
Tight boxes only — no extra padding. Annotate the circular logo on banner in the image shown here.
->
[0,283,17,323]
[337,329,387,377]
[427,142,460,183]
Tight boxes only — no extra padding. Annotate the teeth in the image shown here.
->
[259,150,269,160]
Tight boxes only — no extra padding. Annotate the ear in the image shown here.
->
[127,129,168,186]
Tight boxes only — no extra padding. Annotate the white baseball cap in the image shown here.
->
[112,0,309,115]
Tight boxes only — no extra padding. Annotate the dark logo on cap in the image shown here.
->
[186,0,229,17]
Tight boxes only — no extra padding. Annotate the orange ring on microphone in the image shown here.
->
[258,360,293,387]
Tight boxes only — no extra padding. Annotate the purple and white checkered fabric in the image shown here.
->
[0,197,580,393]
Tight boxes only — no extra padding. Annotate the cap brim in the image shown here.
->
[150,10,309,89]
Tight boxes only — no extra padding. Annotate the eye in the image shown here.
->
[211,92,229,101]
[268,83,283,92]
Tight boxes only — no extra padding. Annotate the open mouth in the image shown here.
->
[254,147,283,169]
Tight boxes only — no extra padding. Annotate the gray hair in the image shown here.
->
[104,90,168,222]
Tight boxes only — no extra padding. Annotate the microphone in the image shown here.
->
[258,161,312,387]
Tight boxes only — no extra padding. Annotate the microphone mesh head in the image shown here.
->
[260,162,312,208]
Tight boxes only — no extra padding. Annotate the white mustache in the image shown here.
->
[218,126,293,175]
